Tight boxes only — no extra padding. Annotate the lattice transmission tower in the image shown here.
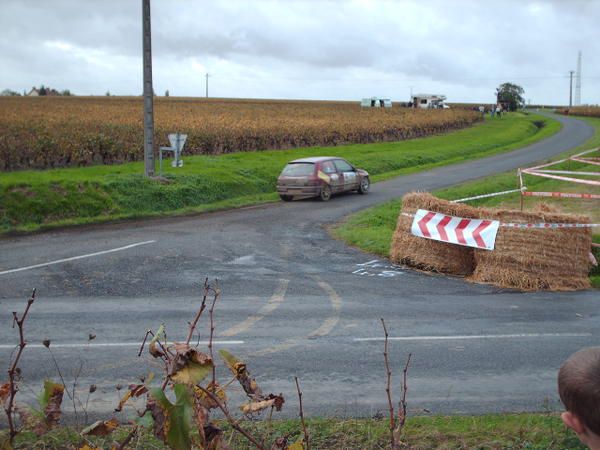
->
[575,51,582,106]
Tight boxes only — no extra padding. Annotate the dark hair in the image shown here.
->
[558,347,600,436]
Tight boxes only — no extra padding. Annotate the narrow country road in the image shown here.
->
[0,112,597,420]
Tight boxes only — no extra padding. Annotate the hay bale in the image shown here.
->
[469,208,592,291]
[390,192,483,275]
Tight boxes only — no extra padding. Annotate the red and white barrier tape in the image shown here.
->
[521,147,600,186]
[451,187,526,203]
[402,212,599,228]
[523,191,600,199]
[501,222,600,228]
[521,169,600,186]
[571,156,600,166]
[533,169,600,176]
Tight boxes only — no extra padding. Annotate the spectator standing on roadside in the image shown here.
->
[558,347,600,449]
[478,105,485,118]
[490,105,495,118]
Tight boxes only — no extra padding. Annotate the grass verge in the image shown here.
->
[0,113,558,234]
[2,413,586,449]
[331,116,600,287]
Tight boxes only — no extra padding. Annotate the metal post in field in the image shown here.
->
[142,0,155,177]
[569,70,574,108]
[205,73,209,98]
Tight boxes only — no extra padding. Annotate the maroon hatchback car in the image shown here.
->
[276,156,370,201]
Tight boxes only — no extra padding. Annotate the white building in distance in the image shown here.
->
[412,94,448,109]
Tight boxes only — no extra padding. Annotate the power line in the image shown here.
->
[204,74,600,84]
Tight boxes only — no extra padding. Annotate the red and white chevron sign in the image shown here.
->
[410,209,500,250]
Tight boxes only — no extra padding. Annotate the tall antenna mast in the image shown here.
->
[575,50,582,106]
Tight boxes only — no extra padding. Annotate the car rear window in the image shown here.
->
[281,163,315,176]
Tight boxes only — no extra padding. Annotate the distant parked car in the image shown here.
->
[276,156,370,201]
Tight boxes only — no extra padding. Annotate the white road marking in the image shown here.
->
[221,279,289,337]
[0,240,156,276]
[354,333,592,342]
[352,260,404,278]
[0,340,244,350]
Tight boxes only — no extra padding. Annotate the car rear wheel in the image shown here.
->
[358,177,370,194]
[279,194,293,202]
[319,185,332,201]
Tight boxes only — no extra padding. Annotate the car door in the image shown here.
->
[333,159,358,192]
[319,160,344,193]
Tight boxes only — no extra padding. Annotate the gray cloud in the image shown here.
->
[0,0,598,103]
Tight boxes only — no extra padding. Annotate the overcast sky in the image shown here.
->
[1,0,598,104]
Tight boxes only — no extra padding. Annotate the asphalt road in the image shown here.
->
[0,112,597,421]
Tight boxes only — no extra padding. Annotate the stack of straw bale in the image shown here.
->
[391,193,593,291]
[470,208,592,291]
[390,192,480,275]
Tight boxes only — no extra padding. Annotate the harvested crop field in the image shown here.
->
[0,96,480,171]
[558,106,600,118]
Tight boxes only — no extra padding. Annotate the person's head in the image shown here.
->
[558,347,600,448]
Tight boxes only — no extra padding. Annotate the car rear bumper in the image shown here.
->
[276,185,321,197]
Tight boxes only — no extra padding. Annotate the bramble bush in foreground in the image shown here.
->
[1,281,414,450]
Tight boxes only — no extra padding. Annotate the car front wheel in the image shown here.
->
[358,177,370,194]
[319,185,332,201]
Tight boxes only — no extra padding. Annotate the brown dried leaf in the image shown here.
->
[147,395,169,443]
[0,382,9,402]
[115,383,148,412]
[41,381,64,430]
[77,445,103,450]
[240,399,275,414]
[169,343,213,385]
[81,418,119,436]
[115,391,133,413]
[219,350,263,399]
[193,381,226,410]
[266,393,285,412]
[270,436,288,450]
[149,324,166,358]
[204,423,226,450]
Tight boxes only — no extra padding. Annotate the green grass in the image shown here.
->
[0,113,559,234]
[1,413,586,449]
[331,116,600,287]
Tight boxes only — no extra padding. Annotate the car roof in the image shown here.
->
[287,156,341,164]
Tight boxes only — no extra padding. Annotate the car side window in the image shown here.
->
[334,159,354,172]
[320,161,337,174]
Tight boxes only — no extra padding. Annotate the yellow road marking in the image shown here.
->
[252,277,343,357]
[309,279,342,337]
[220,279,289,337]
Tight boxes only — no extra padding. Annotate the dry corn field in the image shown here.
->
[0,96,481,171]
[559,106,600,118]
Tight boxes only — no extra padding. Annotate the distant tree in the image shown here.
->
[39,85,47,96]
[165,89,169,97]
[495,83,525,111]
[105,90,111,96]
[1,89,21,96]
[61,89,72,96]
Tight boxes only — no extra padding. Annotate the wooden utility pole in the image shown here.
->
[142,0,155,177]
